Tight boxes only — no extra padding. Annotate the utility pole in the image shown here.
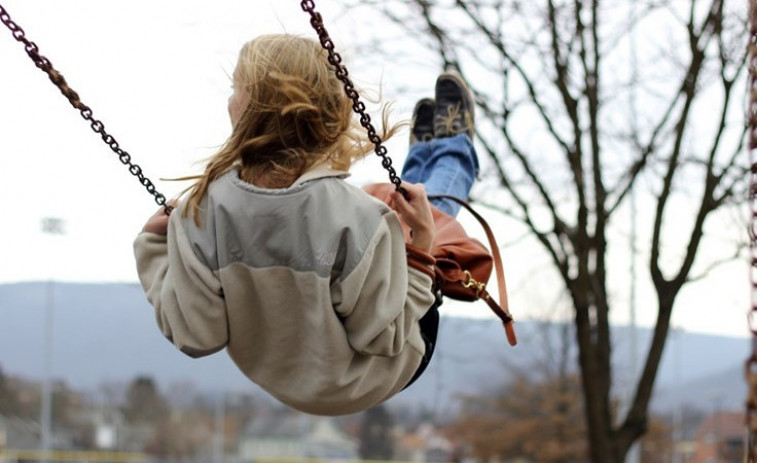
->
[626,2,640,461]
[671,327,683,463]
[40,217,65,463]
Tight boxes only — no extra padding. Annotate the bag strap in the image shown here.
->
[429,195,517,346]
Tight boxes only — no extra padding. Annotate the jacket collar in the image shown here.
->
[292,163,350,186]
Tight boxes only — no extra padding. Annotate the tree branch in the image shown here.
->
[454,0,573,151]
[548,0,587,216]
[650,0,717,292]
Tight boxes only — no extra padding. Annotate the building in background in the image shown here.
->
[238,408,358,461]
[692,411,743,463]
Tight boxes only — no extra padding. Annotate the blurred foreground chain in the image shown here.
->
[747,0,757,461]
[0,4,172,214]
[300,0,403,192]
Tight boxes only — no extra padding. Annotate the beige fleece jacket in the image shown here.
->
[134,166,436,415]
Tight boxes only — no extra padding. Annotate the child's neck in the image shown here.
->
[241,168,295,189]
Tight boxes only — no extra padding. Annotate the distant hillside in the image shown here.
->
[0,282,748,415]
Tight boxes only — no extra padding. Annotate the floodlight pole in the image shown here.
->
[40,217,65,463]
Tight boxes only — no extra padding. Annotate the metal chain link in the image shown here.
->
[300,0,403,192]
[0,4,172,214]
[747,0,757,460]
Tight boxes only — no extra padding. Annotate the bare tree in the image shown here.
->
[0,366,19,416]
[340,1,748,461]
[122,376,167,425]
[453,317,588,462]
[359,405,396,460]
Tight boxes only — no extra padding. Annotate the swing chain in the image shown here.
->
[0,4,172,214]
[747,0,757,460]
[300,0,403,192]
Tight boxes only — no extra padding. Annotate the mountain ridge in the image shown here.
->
[0,282,747,414]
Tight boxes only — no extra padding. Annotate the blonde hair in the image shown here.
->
[181,34,400,224]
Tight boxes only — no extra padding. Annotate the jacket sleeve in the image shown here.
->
[133,212,228,358]
[333,211,436,357]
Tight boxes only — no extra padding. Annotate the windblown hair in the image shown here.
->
[181,34,400,224]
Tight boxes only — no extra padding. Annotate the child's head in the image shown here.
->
[182,34,398,222]
[228,34,355,175]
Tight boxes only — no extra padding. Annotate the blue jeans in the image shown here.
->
[401,133,478,390]
[401,134,479,217]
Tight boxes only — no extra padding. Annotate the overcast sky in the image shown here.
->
[0,0,398,280]
[0,0,750,339]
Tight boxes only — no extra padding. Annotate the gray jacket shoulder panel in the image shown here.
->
[179,169,390,279]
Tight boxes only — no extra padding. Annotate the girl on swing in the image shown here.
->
[134,34,477,416]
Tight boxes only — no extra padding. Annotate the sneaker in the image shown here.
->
[433,72,475,139]
[410,98,435,144]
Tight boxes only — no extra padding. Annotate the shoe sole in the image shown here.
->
[411,98,435,143]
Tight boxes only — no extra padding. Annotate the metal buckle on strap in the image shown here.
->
[461,270,486,297]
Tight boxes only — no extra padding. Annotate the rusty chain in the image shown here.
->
[0,4,172,213]
[300,0,403,192]
[747,0,757,460]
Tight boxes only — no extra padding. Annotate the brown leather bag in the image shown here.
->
[363,183,517,346]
